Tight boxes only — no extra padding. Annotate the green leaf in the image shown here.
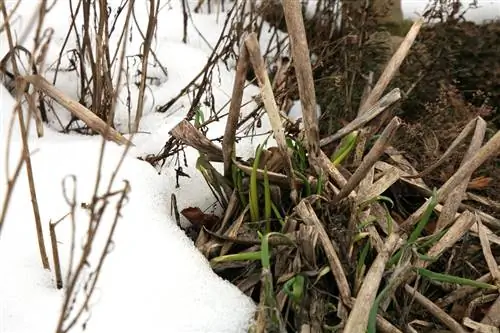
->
[416,268,498,290]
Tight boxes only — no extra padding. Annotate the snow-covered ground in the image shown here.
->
[402,0,500,22]
[0,1,272,332]
[0,0,499,333]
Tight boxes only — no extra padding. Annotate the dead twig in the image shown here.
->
[23,75,132,146]
[245,33,298,202]
[170,119,224,162]
[223,42,250,177]
[333,116,401,203]
[344,232,403,333]
[282,0,320,156]
[295,199,351,305]
[405,284,468,333]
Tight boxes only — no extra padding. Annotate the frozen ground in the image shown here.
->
[1,0,499,333]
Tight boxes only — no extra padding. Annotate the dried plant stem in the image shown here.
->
[359,18,424,113]
[320,88,401,147]
[223,43,249,177]
[245,33,297,201]
[405,284,468,333]
[23,75,132,146]
[333,117,401,203]
[295,200,351,304]
[478,220,500,282]
[0,2,50,270]
[435,117,486,230]
[134,0,158,132]
[344,297,403,333]
[344,232,402,333]
[479,295,500,328]
[416,210,476,269]
[282,0,320,156]
[49,220,64,289]
[170,119,224,162]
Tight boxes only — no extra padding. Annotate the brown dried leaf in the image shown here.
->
[181,207,219,230]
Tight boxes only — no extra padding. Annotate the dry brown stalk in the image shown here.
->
[233,159,305,188]
[295,200,351,304]
[320,88,401,147]
[223,43,249,177]
[359,18,424,114]
[463,317,499,333]
[416,210,476,269]
[134,0,159,132]
[0,2,50,270]
[374,159,500,232]
[435,118,486,230]
[333,116,401,203]
[49,219,64,289]
[344,297,403,333]
[344,232,402,333]
[357,169,401,205]
[170,119,224,162]
[219,206,249,256]
[478,220,500,282]
[22,75,132,146]
[405,284,468,333]
[281,0,320,156]
[244,33,297,201]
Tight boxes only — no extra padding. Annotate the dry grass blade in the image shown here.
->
[244,33,297,201]
[344,297,403,333]
[357,170,400,205]
[22,74,131,146]
[320,88,401,147]
[223,43,249,177]
[333,116,401,203]
[435,118,486,230]
[344,233,402,333]
[405,284,468,333]
[470,222,500,246]
[295,200,351,304]
[416,210,476,269]
[315,150,350,189]
[477,220,500,282]
[384,146,429,188]
[170,119,224,162]
[463,317,499,333]
[219,206,249,256]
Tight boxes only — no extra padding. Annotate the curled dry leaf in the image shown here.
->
[181,207,220,230]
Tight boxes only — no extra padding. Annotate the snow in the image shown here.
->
[288,99,322,123]
[1,0,499,332]
[1,1,271,332]
[303,0,500,23]
[402,0,500,23]
[0,118,257,332]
